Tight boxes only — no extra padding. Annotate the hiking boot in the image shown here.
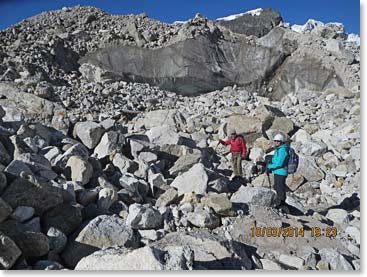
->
[277,204,290,215]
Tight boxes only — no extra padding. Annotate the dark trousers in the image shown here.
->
[231,153,242,177]
[274,174,286,203]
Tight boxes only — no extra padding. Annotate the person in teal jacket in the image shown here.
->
[267,133,289,206]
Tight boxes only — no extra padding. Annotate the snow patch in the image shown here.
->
[216,8,263,21]
[244,8,264,16]
[347,33,360,46]
[172,20,187,25]
[291,19,324,33]
[291,19,346,34]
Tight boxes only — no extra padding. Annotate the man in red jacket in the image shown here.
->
[219,129,247,180]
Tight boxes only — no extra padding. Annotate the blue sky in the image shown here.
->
[0,0,360,34]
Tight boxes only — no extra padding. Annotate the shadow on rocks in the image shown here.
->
[232,203,250,216]
[319,193,360,216]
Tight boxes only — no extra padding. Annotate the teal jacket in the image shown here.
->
[267,143,289,176]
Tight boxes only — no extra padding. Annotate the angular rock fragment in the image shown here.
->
[170,163,208,196]
[74,121,105,149]
[61,215,140,268]
[126,203,163,230]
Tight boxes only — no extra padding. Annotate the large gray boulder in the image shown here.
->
[266,54,343,101]
[97,188,118,211]
[4,160,32,178]
[66,156,93,185]
[74,121,105,149]
[170,163,208,196]
[151,231,252,269]
[187,207,220,229]
[301,140,328,157]
[269,117,295,136]
[93,131,125,159]
[200,193,233,216]
[292,129,312,144]
[325,86,355,99]
[41,146,61,164]
[80,34,286,95]
[76,189,98,207]
[79,63,119,83]
[112,153,138,174]
[143,109,176,129]
[15,231,49,258]
[155,188,178,208]
[325,209,349,224]
[297,156,325,182]
[168,151,202,176]
[14,153,52,173]
[285,196,306,214]
[260,259,283,270]
[0,83,65,123]
[224,114,263,143]
[61,215,140,268]
[216,8,282,38]
[148,172,169,196]
[53,143,89,170]
[119,174,149,203]
[146,125,181,146]
[1,176,64,215]
[345,226,360,245]
[318,248,354,270]
[138,151,158,164]
[75,246,193,270]
[41,204,82,235]
[230,186,277,207]
[47,227,67,254]
[0,220,48,258]
[126,137,159,160]
[126,203,163,230]
[278,254,305,269]
[251,174,271,188]
[254,103,285,126]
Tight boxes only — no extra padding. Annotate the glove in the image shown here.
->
[258,165,266,174]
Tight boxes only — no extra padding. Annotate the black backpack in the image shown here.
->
[287,147,299,173]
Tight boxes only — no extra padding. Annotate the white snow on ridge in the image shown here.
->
[216,13,245,21]
[216,8,263,21]
[172,20,187,25]
[291,18,359,46]
[291,19,324,33]
[173,8,264,24]
[347,33,360,45]
[245,8,263,16]
[291,19,346,34]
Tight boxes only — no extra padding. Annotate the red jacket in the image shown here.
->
[220,136,247,157]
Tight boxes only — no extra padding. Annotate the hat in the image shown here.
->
[273,133,284,142]
[229,129,236,135]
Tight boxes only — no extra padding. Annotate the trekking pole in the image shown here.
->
[266,172,271,189]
